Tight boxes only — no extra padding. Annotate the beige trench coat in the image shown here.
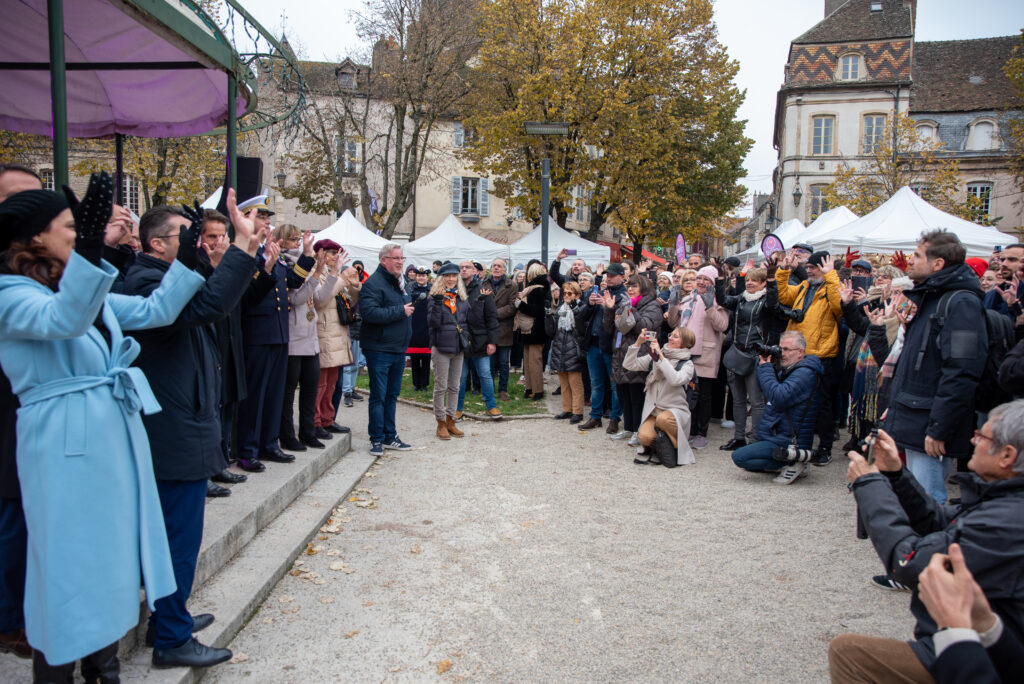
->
[315,275,356,369]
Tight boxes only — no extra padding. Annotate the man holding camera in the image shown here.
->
[731,331,823,484]
[830,399,1024,683]
[775,250,843,465]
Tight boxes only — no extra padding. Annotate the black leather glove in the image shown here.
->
[432,294,444,303]
[175,202,203,271]
[63,171,114,266]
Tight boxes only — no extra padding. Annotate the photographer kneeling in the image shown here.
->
[623,326,697,467]
[731,331,824,484]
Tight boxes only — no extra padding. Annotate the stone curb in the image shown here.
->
[353,388,553,421]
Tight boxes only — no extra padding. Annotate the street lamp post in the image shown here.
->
[524,121,570,264]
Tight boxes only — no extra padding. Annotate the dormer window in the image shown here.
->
[340,72,355,88]
[966,119,997,151]
[870,2,883,11]
[839,54,861,81]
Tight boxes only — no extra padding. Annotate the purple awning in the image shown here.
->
[0,0,251,138]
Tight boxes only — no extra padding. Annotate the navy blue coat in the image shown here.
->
[407,282,432,351]
[241,248,314,346]
[755,354,823,449]
[122,247,257,480]
[885,264,987,460]
[360,265,412,354]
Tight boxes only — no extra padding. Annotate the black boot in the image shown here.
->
[32,649,75,684]
[80,642,120,684]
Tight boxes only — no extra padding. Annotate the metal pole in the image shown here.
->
[226,73,237,239]
[114,133,124,204]
[541,157,550,264]
[47,0,68,187]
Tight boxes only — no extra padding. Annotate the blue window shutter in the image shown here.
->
[479,178,489,216]
[453,122,463,148]
[451,177,462,214]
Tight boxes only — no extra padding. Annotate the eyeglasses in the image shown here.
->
[382,256,404,261]
[973,429,996,444]
[153,233,180,241]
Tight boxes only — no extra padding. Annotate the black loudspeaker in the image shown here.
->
[237,156,264,203]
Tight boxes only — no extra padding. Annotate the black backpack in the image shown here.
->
[932,290,1015,412]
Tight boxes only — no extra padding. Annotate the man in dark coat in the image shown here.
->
[489,257,517,401]
[360,243,414,456]
[885,230,988,505]
[832,400,1024,682]
[235,204,315,471]
[457,260,501,419]
[121,198,258,669]
[406,269,432,391]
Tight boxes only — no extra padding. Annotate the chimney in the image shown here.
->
[824,0,846,17]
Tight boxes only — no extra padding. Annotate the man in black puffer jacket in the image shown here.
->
[457,260,501,419]
[832,400,1024,683]
[885,230,988,505]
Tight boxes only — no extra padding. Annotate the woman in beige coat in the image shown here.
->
[622,326,697,466]
[312,239,352,432]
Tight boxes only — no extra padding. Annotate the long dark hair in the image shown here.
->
[3,240,63,289]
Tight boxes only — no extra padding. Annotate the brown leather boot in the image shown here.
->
[445,415,464,437]
[436,419,450,440]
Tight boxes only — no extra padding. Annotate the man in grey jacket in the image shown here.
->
[829,399,1024,683]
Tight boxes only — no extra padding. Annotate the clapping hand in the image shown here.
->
[820,254,836,273]
[262,238,281,274]
[839,280,854,304]
[602,289,615,308]
[301,230,314,257]
[103,205,133,248]
[226,187,259,256]
[64,171,114,264]
[999,274,1020,307]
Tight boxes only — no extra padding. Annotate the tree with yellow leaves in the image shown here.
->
[461,0,751,254]
[824,112,990,224]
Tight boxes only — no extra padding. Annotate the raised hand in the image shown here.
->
[820,254,836,273]
[999,275,1020,306]
[843,247,860,269]
[225,188,258,256]
[175,217,203,271]
[839,280,854,304]
[891,250,908,272]
[103,205,133,248]
[865,305,885,326]
[202,234,229,268]
[301,230,314,257]
[64,171,114,264]
[556,248,568,262]
[263,238,281,274]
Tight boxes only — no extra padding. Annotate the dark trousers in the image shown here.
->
[816,359,838,451]
[490,346,511,393]
[510,332,524,368]
[0,496,26,632]
[236,343,288,460]
[219,401,237,468]
[149,479,207,650]
[712,353,733,421]
[364,351,405,443]
[581,354,591,402]
[32,642,119,684]
[618,382,645,433]
[691,376,714,437]
[282,354,320,441]
[410,354,430,390]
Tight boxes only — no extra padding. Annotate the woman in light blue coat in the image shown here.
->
[0,177,205,677]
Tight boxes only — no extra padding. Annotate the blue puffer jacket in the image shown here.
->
[755,354,823,448]
[359,264,412,354]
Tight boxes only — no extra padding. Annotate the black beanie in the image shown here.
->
[807,251,830,267]
[0,190,70,251]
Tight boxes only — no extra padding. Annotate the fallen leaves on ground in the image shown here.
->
[344,630,359,638]
[278,595,295,603]
[436,660,452,674]
[329,561,356,574]
[229,653,249,664]
[320,597,335,604]
[326,549,341,557]
[409,544,421,554]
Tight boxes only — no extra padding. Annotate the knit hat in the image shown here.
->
[807,251,830,267]
[965,257,989,279]
[697,265,719,281]
[0,189,69,251]
[313,238,341,253]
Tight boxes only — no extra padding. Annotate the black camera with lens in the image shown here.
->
[779,306,805,323]
[751,341,782,359]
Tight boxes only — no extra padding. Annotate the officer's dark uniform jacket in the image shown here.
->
[242,246,315,345]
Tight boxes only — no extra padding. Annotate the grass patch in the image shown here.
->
[355,366,547,416]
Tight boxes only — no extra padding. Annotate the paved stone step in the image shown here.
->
[120,444,375,682]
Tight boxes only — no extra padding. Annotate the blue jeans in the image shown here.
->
[364,350,405,443]
[732,440,784,472]
[905,448,954,505]
[459,355,497,411]
[587,346,620,421]
[490,346,511,393]
[333,339,361,413]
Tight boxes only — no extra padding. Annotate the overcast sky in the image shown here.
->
[236,0,1024,215]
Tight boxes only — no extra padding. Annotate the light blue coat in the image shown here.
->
[0,253,204,665]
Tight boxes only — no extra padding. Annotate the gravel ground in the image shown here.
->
[206,378,914,683]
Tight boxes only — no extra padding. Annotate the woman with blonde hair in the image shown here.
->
[515,262,551,400]
[624,325,697,467]
[427,262,470,439]
[547,280,587,423]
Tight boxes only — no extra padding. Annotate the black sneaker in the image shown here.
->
[383,437,411,451]
[369,441,384,457]
[344,393,354,407]
[811,448,832,467]
[351,392,364,402]
[871,575,910,592]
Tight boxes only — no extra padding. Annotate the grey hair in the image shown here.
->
[987,400,1024,474]
[378,242,403,260]
[781,330,807,351]
[491,257,506,268]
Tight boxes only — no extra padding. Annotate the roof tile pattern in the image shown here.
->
[910,36,1021,113]
[787,40,910,84]
[794,0,913,45]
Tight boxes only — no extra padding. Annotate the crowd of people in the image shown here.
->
[2,159,1024,681]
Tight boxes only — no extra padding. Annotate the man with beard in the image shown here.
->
[984,243,1023,336]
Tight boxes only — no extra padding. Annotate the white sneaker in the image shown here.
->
[636,445,648,455]
[610,430,631,441]
[721,419,735,429]
[627,434,640,447]
[773,462,808,485]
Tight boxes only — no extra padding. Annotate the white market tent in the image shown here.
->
[313,210,389,272]
[405,214,510,267]
[812,187,1009,257]
[794,205,859,247]
[736,218,805,259]
[508,221,610,268]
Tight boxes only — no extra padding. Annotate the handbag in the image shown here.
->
[444,306,471,350]
[723,344,756,375]
[335,293,353,326]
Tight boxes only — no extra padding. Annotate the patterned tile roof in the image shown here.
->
[794,0,912,45]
